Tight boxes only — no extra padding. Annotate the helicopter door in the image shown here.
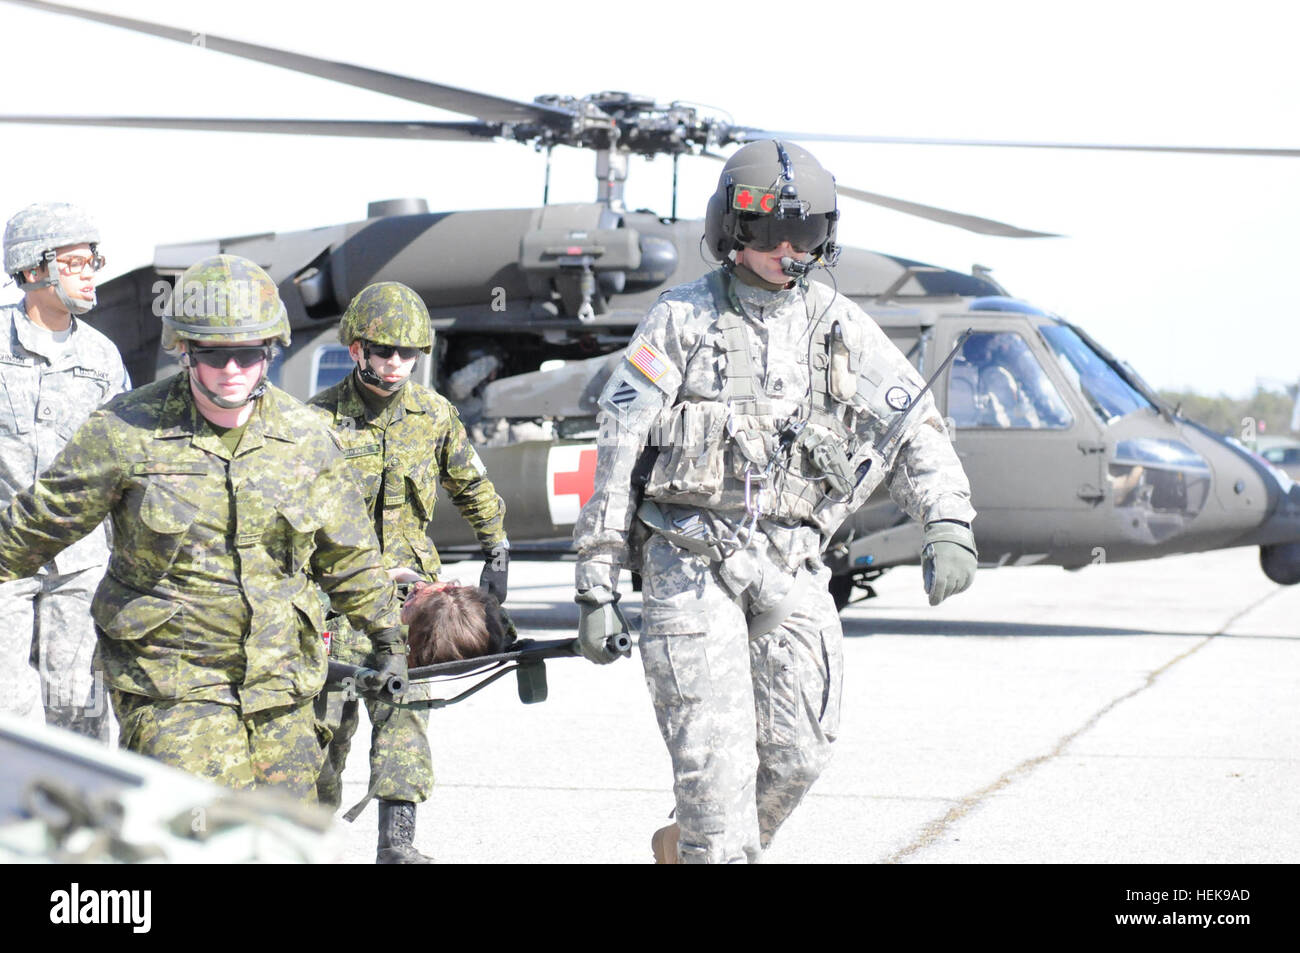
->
[941,321,1106,563]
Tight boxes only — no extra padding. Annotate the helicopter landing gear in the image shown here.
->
[1260,543,1300,585]
[829,568,885,612]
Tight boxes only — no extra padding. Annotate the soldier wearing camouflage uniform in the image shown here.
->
[0,203,129,742]
[308,281,507,863]
[572,141,979,863]
[0,255,407,800]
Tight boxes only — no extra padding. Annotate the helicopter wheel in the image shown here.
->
[1260,543,1300,585]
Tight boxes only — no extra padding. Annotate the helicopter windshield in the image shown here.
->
[947,331,1072,430]
[1039,324,1154,423]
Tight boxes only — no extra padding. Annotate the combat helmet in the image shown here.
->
[338,282,433,351]
[163,254,289,409]
[3,202,103,315]
[338,282,432,392]
[161,254,290,352]
[704,140,840,266]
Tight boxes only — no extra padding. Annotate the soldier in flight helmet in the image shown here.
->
[572,140,978,863]
[704,139,841,273]
[0,202,127,742]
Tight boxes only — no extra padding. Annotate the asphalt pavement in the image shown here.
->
[331,546,1299,864]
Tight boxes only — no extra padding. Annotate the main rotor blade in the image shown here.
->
[0,115,501,141]
[2,0,574,128]
[836,184,1059,238]
[699,151,1057,237]
[726,127,1300,159]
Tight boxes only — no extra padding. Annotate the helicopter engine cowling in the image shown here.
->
[320,203,636,315]
[1260,542,1300,585]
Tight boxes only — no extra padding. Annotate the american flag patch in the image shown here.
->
[628,343,667,382]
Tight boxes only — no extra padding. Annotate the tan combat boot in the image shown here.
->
[651,823,680,864]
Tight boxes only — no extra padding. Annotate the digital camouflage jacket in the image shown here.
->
[0,301,129,574]
[575,270,975,592]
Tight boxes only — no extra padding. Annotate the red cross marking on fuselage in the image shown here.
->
[553,449,598,508]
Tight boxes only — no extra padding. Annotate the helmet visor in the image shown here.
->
[735,212,830,253]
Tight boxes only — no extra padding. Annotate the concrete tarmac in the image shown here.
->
[331,546,1299,864]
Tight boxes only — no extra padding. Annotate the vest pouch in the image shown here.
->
[645,400,728,501]
[809,441,889,538]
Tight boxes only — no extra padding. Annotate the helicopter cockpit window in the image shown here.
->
[312,345,354,393]
[1039,324,1152,424]
[1109,438,1211,544]
[946,331,1072,430]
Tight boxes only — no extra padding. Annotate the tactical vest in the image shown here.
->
[642,270,890,532]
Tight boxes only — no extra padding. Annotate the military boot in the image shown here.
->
[651,823,680,864]
[376,799,433,864]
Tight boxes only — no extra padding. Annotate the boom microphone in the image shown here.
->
[780,256,813,278]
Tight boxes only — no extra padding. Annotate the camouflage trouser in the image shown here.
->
[314,615,433,809]
[0,567,109,742]
[638,532,843,863]
[111,691,325,801]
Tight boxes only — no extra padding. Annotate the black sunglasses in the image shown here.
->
[189,345,272,369]
[365,343,422,361]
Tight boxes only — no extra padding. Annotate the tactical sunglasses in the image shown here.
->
[188,345,272,369]
[736,212,828,254]
[365,343,422,361]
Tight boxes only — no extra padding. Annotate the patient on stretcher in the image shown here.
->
[401,581,513,665]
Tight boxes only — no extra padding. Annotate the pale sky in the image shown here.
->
[2,0,1296,398]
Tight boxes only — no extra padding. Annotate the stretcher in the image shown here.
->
[323,633,632,709]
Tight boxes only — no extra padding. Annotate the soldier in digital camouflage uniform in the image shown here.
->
[0,202,129,742]
[308,281,507,863]
[0,254,407,800]
[572,141,979,863]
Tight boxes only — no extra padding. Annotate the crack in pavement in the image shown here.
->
[881,586,1290,864]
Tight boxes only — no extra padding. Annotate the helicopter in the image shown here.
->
[4,0,1300,609]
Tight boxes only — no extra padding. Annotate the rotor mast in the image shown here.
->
[595,149,628,211]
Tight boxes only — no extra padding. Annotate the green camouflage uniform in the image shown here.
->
[0,372,406,799]
[308,370,505,808]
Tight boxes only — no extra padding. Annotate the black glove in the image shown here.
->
[371,647,408,694]
[480,543,510,604]
[369,625,409,695]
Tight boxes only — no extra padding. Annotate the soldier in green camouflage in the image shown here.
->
[308,281,507,863]
[0,255,407,801]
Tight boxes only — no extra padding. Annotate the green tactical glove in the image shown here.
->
[921,520,978,607]
[574,586,632,665]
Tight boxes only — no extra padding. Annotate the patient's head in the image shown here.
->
[402,581,512,666]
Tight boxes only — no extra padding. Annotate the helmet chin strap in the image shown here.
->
[182,353,267,410]
[357,344,405,392]
[27,249,98,316]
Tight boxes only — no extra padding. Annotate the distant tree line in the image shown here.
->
[1158,387,1299,440]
